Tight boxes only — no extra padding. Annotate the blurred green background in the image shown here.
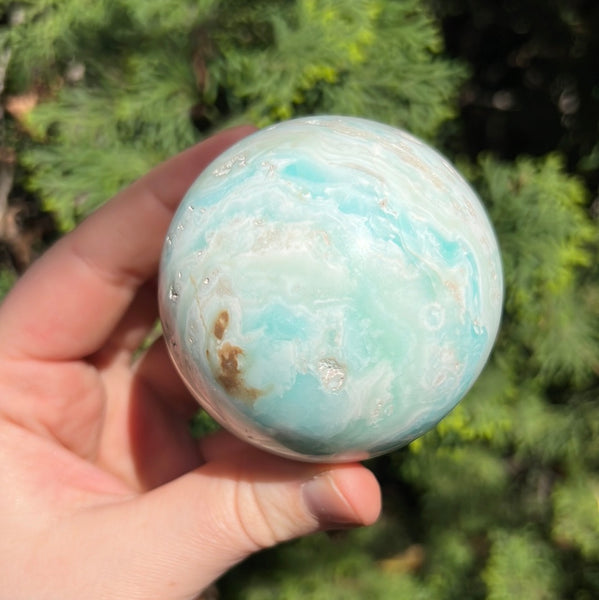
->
[0,1,598,598]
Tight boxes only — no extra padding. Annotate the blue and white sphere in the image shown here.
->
[159,116,503,462]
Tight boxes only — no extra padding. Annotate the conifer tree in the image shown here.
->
[0,1,597,598]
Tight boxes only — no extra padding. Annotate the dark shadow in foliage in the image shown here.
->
[432,0,599,192]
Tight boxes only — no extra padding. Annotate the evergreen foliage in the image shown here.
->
[1,0,464,229]
[476,154,598,385]
[0,1,598,599]
[207,0,465,135]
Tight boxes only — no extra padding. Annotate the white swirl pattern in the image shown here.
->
[159,116,503,461]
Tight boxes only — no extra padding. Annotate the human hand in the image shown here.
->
[0,127,381,600]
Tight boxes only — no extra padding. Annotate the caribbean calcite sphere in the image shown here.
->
[159,116,503,462]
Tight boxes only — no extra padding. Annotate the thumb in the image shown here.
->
[94,445,381,599]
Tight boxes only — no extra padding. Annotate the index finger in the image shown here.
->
[0,126,255,361]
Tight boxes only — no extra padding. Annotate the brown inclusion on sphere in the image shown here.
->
[211,310,262,404]
[213,310,229,340]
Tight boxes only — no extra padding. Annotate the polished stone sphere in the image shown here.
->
[158,116,503,462]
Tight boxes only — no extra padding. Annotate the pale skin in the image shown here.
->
[0,127,381,600]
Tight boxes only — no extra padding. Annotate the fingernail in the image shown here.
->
[302,472,360,528]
